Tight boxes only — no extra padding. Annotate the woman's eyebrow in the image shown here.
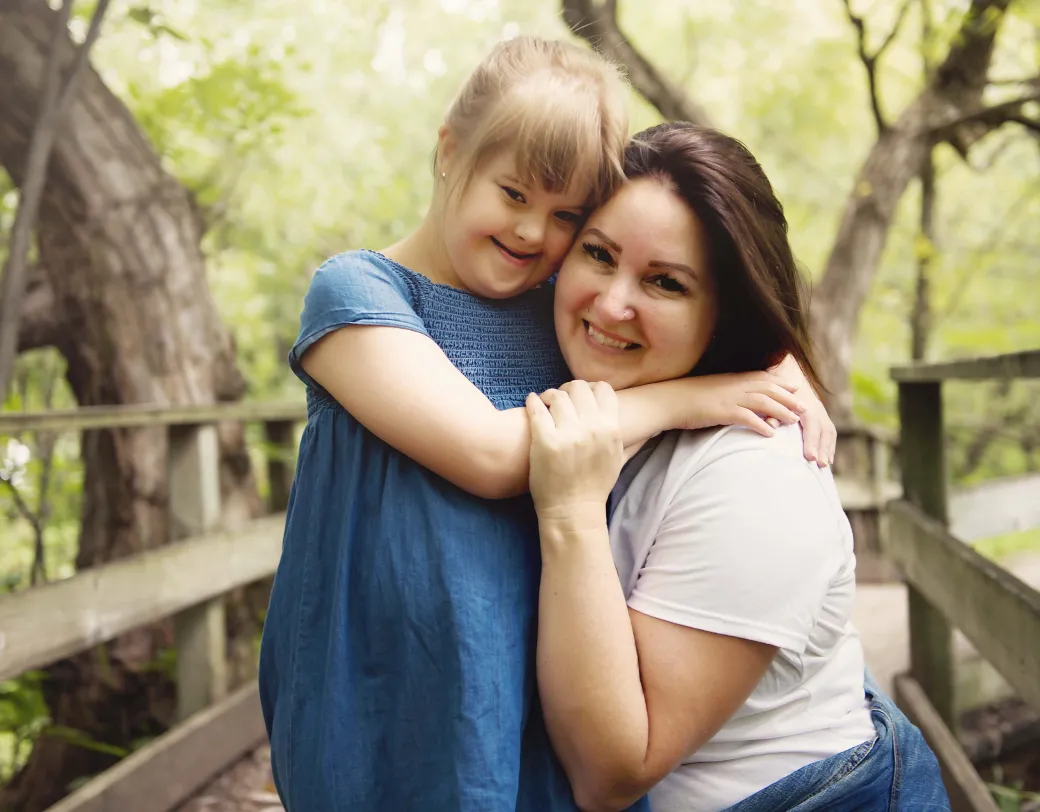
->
[650,260,698,280]
[584,228,621,253]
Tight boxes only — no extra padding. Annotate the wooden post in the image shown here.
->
[898,382,955,726]
[169,423,227,721]
[263,419,296,513]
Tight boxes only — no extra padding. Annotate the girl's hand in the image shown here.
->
[526,380,624,522]
[767,357,836,467]
[793,391,836,467]
[677,372,805,437]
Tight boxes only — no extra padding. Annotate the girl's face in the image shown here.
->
[554,177,719,391]
[440,146,590,299]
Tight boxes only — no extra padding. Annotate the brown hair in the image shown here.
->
[441,36,629,207]
[623,122,823,393]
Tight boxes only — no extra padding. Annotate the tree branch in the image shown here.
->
[0,475,46,583]
[928,87,1040,134]
[839,0,912,133]
[560,0,711,125]
[0,0,111,402]
[935,0,1013,91]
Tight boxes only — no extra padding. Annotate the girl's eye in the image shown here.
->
[554,210,583,226]
[649,274,688,295]
[581,242,614,266]
[502,186,525,203]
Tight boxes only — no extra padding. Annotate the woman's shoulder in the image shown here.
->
[667,424,817,481]
[653,424,848,536]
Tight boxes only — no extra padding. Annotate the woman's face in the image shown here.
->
[554,177,719,391]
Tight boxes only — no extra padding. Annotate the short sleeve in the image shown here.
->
[627,442,845,652]
[289,251,429,388]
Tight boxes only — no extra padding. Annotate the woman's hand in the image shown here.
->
[526,380,624,523]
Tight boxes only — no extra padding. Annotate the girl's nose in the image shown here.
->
[514,213,545,246]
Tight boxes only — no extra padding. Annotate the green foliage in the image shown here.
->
[0,673,48,783]
[974,527,1040,563]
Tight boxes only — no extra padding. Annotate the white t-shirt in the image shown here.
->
[608,425,877,812]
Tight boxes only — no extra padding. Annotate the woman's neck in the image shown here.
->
[382,213,469,292]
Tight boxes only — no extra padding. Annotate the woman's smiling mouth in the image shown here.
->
[583,320,641,351]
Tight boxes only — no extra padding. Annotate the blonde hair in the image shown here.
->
[441,36,629,207]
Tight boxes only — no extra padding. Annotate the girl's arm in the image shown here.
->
[303,324,804,499]
[525,383,836,811]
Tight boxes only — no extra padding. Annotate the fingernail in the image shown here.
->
[795,402,807,413]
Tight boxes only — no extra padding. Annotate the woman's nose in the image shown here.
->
[595,279,636,322]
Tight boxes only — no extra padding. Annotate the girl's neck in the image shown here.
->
[382,213,469,292]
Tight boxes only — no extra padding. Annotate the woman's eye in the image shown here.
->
[650,274,688,295]
[502,186,525,203]
[581,242,614,266]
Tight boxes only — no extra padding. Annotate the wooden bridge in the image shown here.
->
[0,349,1037,812]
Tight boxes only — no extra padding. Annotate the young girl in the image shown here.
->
[259,37,827,812]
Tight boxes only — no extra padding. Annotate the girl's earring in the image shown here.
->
[441,171,446,180]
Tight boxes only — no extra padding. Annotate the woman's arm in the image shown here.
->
[526,384,836,811]
[302,325,805,499]
[536,515,774,812]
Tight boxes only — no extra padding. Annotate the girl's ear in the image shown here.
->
[436,125,458,177]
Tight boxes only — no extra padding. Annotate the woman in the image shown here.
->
[523,122,949,811]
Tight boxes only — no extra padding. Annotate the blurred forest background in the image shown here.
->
[0,0,1038,808]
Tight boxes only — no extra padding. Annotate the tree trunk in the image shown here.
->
[808,0,1011,420]
[0,0,262,807]
[807,114,933,417]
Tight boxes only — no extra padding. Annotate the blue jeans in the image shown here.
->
[723,673,950,811]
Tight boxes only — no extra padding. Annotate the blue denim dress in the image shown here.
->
[258,251,570,811]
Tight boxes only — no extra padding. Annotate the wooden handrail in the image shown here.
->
[884,500,1040,710]
[0,515,285,682]
[0,400,307,433]
[891,348,1040,382]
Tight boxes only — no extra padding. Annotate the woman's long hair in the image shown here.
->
[624,122,823,394]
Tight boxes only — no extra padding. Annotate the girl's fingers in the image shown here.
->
[744,393,800,425]
[762,372,800,394]
[762,383,806,414]
[735,408,776,438]
[766,417,781,429]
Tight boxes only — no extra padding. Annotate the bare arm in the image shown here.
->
[303,325,803,499]
[536,514,774,811]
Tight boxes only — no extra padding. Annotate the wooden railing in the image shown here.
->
[885,349,1040,812]
[0,401,307,812]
